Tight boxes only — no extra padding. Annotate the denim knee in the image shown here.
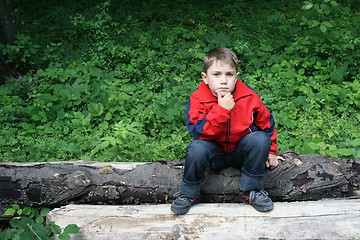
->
[185,140,219,167]
[244,131,271,151]
[186,140,216,158]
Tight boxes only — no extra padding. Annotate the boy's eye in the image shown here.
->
[227,73,234,76]
[213,73,220,76]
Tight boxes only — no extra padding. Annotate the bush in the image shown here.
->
[1,204,79,240]
[0,0,359,162]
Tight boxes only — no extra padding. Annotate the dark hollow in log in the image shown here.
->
[0,152,359,212]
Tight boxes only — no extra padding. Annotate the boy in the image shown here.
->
[171,47,284,215]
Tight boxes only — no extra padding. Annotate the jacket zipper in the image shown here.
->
[226,120,231,152]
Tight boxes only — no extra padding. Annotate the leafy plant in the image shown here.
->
[1,204,80,240]
[0,0,359,162]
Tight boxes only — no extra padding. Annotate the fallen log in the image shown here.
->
[47,199,360,240]
[0,152,359,211]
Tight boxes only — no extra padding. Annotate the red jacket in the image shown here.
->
[186,81,278,154]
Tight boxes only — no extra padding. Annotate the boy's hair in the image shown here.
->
[203,47,238,73]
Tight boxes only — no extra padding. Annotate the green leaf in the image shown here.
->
[302,2,313,9]
[337,148,355,156]
[16,209,23,215]
[4,208,16,216]
[308,142,320,150]
[49,222,62,235]
[30,208,40,218]
[88,102,104,117]
[40,208,51,217]
[310,20,320,28]
[195,52,205,59]
[23,207,32,216]
[322,21,333,28]
[320,24,327,33]
[98,141,110,150]
[21,216,34,227]
[352,138,360,146]
[0,229,12,240]
[293,96,307,106]
[59,233,71,240]
[104,112,112,120]
[101,136,119,146]
[91,141,110,155]
[35,215,44,224]
[11,204,20,210]
[63,224,80,234]
[31,113,42,121]
[32,222,49,239]
[166,108,178,116]
[9,219,21,228]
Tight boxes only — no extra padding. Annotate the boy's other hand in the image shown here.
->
[216,91,235,110]
[266,154,285,169]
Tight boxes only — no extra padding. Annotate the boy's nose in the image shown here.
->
[220,76,227,84]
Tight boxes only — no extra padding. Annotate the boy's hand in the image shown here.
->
[216,91,235,110]
[266,154,285,169]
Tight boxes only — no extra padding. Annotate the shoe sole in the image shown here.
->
[252,204,273,212]
[240,199,273,212]
[170,205,190,215]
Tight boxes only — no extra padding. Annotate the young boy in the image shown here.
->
[171,47,284,215]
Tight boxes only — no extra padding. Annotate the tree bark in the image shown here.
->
[0,152,359,212]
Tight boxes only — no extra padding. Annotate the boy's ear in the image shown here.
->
[236,72,240,79]
[201,72,208,84]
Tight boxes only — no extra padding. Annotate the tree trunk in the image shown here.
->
[0,0,17,85]
[0,152,359,212]
[0,0,17,45]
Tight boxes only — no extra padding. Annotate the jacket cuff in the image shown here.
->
[269,144,277,155]
[269,150,277,155]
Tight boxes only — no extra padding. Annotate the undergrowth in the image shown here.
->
[0,205,79,240]
[0,0,359,162]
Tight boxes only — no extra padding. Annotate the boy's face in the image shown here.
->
[201,61,240,97]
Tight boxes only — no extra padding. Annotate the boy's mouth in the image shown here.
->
[218,87,229,91]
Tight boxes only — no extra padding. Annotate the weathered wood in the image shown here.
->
[0,152,359,211]
[47,199,360,240]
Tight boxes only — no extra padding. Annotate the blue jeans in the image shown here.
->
[180,131,271,198]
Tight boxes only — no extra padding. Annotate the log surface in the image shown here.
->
[47,199,360,240]
[0,153,359,211]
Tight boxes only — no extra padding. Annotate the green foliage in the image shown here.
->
[0,34,40,72]
[0,0,359,161]
[0,204,80,240]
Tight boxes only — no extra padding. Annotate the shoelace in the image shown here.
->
[249,190,269,201]
[173,191,187,200]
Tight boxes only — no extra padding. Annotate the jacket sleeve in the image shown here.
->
[253,96,278,154]
[186,94,231,141]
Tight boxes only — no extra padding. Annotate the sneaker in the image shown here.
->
[240,190,273,212]
[170,192,200,215]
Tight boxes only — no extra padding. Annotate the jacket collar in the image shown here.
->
[196,81,253,102]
